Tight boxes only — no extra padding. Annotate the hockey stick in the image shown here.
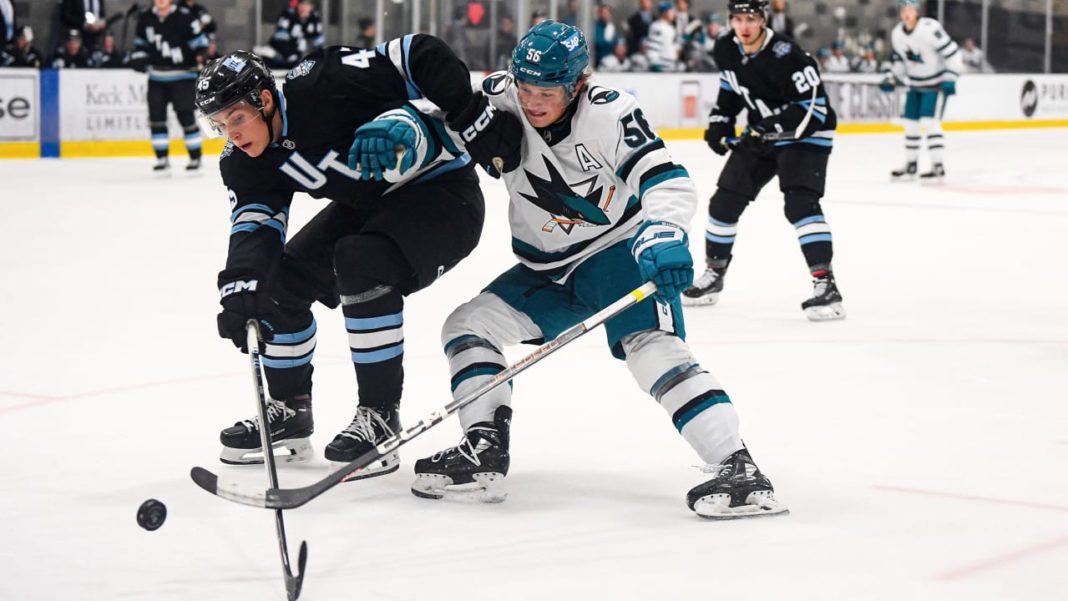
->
[245,321,308,601]
[756,81,820,142]
[191,282,658,510]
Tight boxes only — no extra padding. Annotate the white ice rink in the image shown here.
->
[2,129,1067,600]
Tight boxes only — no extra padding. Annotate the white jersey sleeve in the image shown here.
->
[890,18,962,87]
[480,73,697,279]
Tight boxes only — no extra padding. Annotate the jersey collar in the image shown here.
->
[271,88,293,148]
[734,28,775,61]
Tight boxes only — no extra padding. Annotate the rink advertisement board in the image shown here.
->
[0,68,40,158]
[3,70,1068,158]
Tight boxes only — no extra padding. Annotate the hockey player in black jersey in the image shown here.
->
[195,38,521,475]
[682,0,845,321]
[129,0,209,173]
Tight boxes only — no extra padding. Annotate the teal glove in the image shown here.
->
[348,118,418,181]
[629,221,694,302]
[940,80,957,96]
[879,76,896,94]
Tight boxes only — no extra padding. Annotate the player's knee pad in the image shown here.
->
[333,234,410,297]
[903,118,921,137]
[709,188,751,224]
[442,292,538,354]
[783,188,824,224]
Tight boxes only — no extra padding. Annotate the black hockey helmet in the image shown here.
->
[195,51,277,135]
[728,0,769,16]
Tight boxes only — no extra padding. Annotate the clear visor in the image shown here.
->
[195,99,254,140]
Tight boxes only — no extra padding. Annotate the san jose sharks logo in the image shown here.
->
[520,156,616,234]
[906,48,924,63]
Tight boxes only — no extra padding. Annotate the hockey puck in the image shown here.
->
[137,499,167,531]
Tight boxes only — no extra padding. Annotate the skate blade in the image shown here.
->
[693,491,790,520]
[682,292,720,307]
[410,472,507,503]
[890,174,916,182]
[804,302,846,322]
[219,438,313,465]
[331,452,400,482]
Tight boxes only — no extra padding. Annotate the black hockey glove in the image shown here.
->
[704,115,735,156]
[734,121,775,155]
[449,91,523,177]
[217,280,276,352]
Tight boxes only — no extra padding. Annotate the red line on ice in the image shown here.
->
[935,535,1068,580]
[874,485,1068,513]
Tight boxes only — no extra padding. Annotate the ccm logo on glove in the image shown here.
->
[460,103,497,143]
[220,279,258,298]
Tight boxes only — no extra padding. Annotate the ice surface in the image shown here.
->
[2,130,1067,600]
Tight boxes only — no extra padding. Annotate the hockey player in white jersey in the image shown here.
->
[881,0,962,180]
[410,21,787,520]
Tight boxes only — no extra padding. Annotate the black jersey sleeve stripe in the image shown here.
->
[616,139,666,182]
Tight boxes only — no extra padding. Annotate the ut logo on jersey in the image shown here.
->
[278,150,359,189]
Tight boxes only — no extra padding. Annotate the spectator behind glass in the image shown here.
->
[563,0,579,27]
[961,37,993,73]
[267,0,324,69]
[645,1,681,72]
[599,37,633,72]
[51,28,91,69]
[91,32,124,67]
[691,11,724,72]
[853,46,878,73]
[675,0,693,40]
[769,0,794,38]
[1,0,15,48]
[495,15,517,70]
[824,39,851,73]
[593,4,617,67]
[625,0,653,57]
[1,25,44,68]
[357,17,376,47]
[60,0,108,50]
[531,9,548,26]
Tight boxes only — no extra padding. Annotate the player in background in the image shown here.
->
[129,0,209,173]
[682,0,845,322]
[881,0,961,181]
[194,38,521,475]
[410,21,787,520]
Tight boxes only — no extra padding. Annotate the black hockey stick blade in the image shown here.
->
[284,540,308,600]
[190,466,269,507]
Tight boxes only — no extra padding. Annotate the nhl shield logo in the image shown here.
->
[772,41,791,58]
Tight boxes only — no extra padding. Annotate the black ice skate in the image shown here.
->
[686,448,788,520]
[219,395,314,465]
[890,161,917,181]
[186,156,202,172]
[682,265,727,307]
[152,156,171,175]
[919,163,945,181]
[801,273,846,321]
[323,406,401,480]
[411,406,511,503]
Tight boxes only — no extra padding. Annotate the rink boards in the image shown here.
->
[1,68,1067,159]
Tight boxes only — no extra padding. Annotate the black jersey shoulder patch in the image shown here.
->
[772,41,792,58]
[287,59,316,80]
[483,72,510,96]
[587,86,620,105]
[220,140,235,159]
